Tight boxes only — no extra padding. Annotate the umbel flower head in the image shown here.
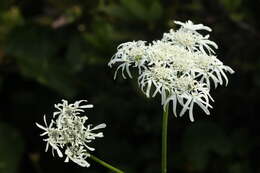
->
[36,99,106,167]
[108,20,234,122]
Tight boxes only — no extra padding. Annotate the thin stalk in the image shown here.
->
[162,103,169,173]
[90,154,124,173]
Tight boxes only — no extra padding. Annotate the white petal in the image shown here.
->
[145,80,152,98]
[43,115,48,126]
[64,156,69,162]
[188,100,195,122]
[45,142,49,152]
[126,64,133,78]
[180,97,192,117]
[80,104,93,109]
[53,112,59,117]
[56,148,64,158]
[195,99,210,115]
[219,67,229,86]
[85,144,95,151]
[172,94,178,117]
[36,123,47,131]
[91,123,106,130]
[215,69,223,85]
[93,132,104,138]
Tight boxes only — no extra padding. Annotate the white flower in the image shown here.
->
[162,21,217,54]
[165,81,213,122]
[147,40,175,65]
[36,115,64,157]
[193,54,235,89]
[168,46,195,72]
[172,76,196,94]
[174,20,212,32]
[147,41,195,70]
[163,29,197,49]
[109,20,234,122]
[108,41,148,79]
[179,82,213,121]
[54,99,93,118]
[138,65,175,104]
[36,99,106,167]
[85,123,106,141]
[162,29,218,54]
[64,146,90,167]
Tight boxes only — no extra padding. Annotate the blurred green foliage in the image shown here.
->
[0,0,260,173]
[0,123,24,173]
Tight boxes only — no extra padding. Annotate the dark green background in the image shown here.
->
[0,0,259,173]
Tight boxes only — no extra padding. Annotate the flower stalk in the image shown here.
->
[109,20,235,173]
[90,154,124,173]
[162,103,169,173]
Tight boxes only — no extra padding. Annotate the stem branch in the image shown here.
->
[162,104,169,173]
[90,154,124,173]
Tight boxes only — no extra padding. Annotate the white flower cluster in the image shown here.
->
[36,99,106,167]
[108,20,234,122]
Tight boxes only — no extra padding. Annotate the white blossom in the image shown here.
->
[192,54,235,89]
[64,146,90,167]
[108,20,234,122]
[162,29,218,54]
[174,20,212,32]
[108,41,148,79]
[165,80,213,122]
[36,99,106,167]
[138,65,175,104]
[36,115,63,157]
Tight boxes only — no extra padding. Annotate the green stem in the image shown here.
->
[90,154,124,173]
[162,103,169,173]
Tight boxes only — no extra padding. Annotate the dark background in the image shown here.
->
[0,0,259,173]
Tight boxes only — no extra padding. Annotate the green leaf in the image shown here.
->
[84,19,121,50]
[5,26,77,97]
[0,123,25,173]
[120,0,148,20]
[5,26,57,59]
[65,35,86,72]
[98,4,131,20]
[219,0,242,11]
[148,1,163,21]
